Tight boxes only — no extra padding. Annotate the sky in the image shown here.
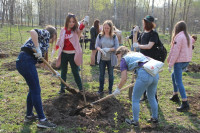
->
[150,0,165,7]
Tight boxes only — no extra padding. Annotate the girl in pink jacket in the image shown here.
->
[55,13,88,94]
[167,21,192,112]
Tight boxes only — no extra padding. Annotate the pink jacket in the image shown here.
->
[167,31,192,67]
[56,28,83,67]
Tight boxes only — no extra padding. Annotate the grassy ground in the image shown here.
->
[0,25,200,133]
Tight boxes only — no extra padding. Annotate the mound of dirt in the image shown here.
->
[0,52,9,58]
[188,64,200,73]
[1,61,16,71]
[188,92,200,118]
[43,92,129,132]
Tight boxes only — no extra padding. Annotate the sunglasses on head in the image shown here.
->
[68,14,75,17]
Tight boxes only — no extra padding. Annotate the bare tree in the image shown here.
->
[185,0,192,23]
[170,0,179,36]
[133,0,137,24]
[54,0,57,28]
[38,0,44,26]
[9,0,15,25]
[1,0,8,27]
[162,0,167,34]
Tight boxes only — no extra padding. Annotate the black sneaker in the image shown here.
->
[37,119,57,128]
[125,118,139,127]
[140,92,147,102]
[58,89,65,94]
[170,94,180,103]
[147,118,158,124]
[24,115,38,123]
[177,101,190,112]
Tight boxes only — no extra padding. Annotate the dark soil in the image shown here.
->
[0,52,9,58]
[1,61,16,71]
[43,92,129,133]
[188,64,200,73]
[42,91,200,133]
[188,92,200,119]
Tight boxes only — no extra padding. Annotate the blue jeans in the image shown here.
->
[171,62,189,99]
[132,68,159,122]
[99,60,114,94]
[16,52,45,120]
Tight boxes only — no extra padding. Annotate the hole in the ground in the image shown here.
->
[43,92,128,131]
[188,64,200,73]
[1,61,16,71]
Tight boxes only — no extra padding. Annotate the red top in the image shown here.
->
[56,23,85,51]
[63,28,74,51]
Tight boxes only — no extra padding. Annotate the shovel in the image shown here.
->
[128,31,138,100]
[32,49,79,94]
[70,83,135,116]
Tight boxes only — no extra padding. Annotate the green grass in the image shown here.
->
[0,25,200,132]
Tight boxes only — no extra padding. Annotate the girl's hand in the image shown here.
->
[33,46,42,59]
[83,16,89,25]
[103,48,110,52]
[99,49,106,56]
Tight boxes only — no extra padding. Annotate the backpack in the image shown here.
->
[98,34,116,40]
[150,31,167,63]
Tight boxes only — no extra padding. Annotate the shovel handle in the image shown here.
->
[32,49,79,94]
[133,31,138,52]
[92,83,135,105]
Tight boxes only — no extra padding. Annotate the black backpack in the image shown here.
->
[150,31,167,63]
[98,34,116,40]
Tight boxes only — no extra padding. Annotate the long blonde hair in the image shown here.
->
[100,20,115,38]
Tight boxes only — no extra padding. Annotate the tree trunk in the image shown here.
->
[185,0,192,23]
[54,0,57,28]
[170,0,179,37]
[152,0,154,16]
[20,0,23,25]
[59,0,62,29]
[133,0,136,25]
[9,0,15,25]
[163,0,166,34]
[38,0,44,26]
[1,0,7,27]
[182,0,186,20]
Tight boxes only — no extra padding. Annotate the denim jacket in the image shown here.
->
[123,52,149,71]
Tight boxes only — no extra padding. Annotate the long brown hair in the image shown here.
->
[171,21,190,47]
[100,20,114,38]
[143,20,156,31]
[45,25,57,40]
[64,13,79,31]
[94,19,100,34]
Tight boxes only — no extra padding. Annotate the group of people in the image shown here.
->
[113,17,194,126]
[16,12,195,128]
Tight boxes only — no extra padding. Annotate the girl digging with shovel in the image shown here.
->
[113,46,159,127]
[16,25,58,128]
